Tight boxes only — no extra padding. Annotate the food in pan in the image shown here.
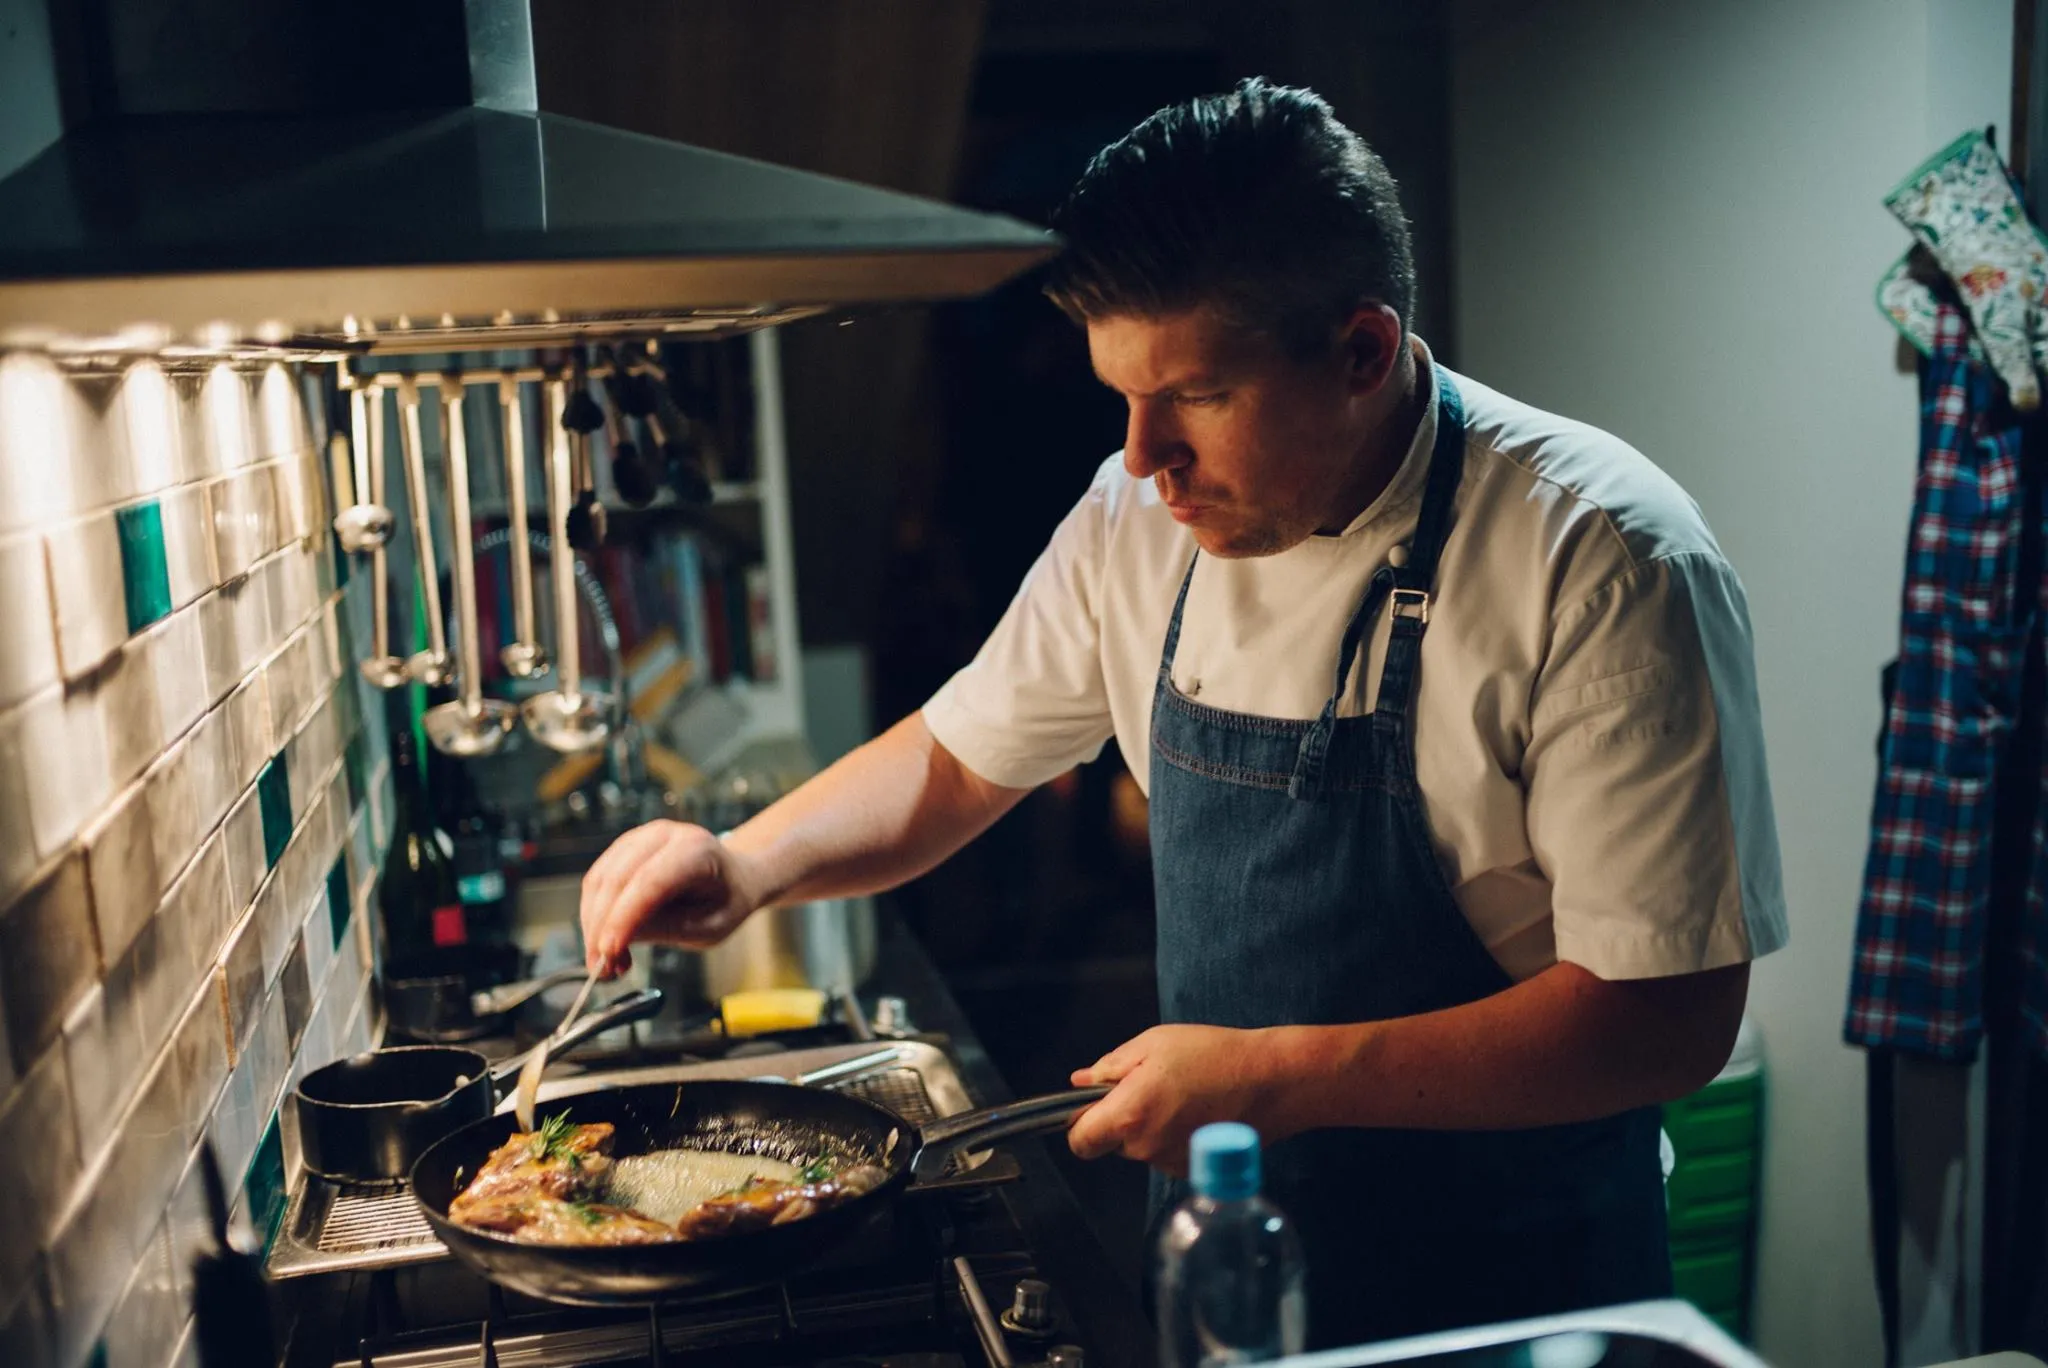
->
[607,1147,807,1223]
[446,1112,888,1245]
[670,1163,889,1238]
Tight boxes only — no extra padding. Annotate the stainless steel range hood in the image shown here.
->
[0,0,1057,353]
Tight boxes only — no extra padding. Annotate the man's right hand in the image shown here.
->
[578,821,765,977]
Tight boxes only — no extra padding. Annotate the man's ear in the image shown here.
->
[1337,303,1403,395]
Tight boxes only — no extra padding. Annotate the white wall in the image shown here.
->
[1449,3,2009,1365]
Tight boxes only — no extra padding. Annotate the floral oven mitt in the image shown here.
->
[1885,130,2048,408]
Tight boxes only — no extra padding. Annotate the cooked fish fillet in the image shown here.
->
[672,1163,888,1240]
[448,1120,614,1227]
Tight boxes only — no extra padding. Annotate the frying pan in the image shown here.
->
[297,988,663,1183]
[409,1078,1108,1305]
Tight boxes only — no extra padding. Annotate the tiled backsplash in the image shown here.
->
[0,352,395,1368]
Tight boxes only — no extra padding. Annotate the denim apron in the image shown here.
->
[1146,368,1672,1349]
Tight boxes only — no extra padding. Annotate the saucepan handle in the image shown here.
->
[910,1086,1111,1180]
[487,987,665,1087]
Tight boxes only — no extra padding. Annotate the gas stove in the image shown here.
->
[272,1026,1095,1368]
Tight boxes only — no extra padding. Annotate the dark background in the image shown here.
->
[532,0,1453,1280]
[516,0,1458,1286]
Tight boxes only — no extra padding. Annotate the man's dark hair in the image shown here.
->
[1044,77,1414,360]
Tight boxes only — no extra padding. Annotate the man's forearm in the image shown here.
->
[1256,961,1749,1134]
[722,713,1028,907]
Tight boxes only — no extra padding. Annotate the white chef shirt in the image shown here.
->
[922,341,1788,982]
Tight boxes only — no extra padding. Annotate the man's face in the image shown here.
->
[1087,307,1364,558]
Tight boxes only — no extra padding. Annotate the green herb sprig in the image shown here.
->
[528,1110,577,1163]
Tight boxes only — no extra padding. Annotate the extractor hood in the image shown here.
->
[0,0,1058,354]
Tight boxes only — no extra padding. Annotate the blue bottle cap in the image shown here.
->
[1189,1122,1261,1200]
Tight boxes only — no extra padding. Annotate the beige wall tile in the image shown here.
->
[98,635,164,791]
[158,482,214,611]
[61,982,130,1166]
[0,1046,82,1298]
[17,682,109,859]
[0,532,57,711]
[166,975,226,1144]
[44,511,125,681]
[82,778,161,969]
[200,366,258,474]
[0,851,97,1074]
[46,1145,140,1365]
[223,671,270,794]
[100,1220,177,1368]
[219,787,266,917]
[0,704,37,910]
[184,702,236,840]
[195,588,238,707]
[146,602,209,745]
[144,730,200,893]
[161,833,229,994]
[217,907,261,1063]
[0,353,87,535]
[111,1055,191,1257]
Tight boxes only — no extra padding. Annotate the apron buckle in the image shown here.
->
[1390,588,1431,624]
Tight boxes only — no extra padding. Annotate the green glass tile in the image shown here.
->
[336,676,361,748]
[88,1341,107,1368]
[114,500,172,634]
[327,856,352,952]
[330,528,351,589]
[243,1115,288,1255]
[257,758,293,867]
[343,734,365,811]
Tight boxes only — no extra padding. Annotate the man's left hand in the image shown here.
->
[1066,1025,1287,1175]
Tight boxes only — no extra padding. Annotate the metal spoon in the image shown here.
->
[332,381,395,552]
[515,969,599,1133]
[356,386,410,690]
[423,375,516,758]
[396,375,454,687]
[495,374,549,679]
[520,375,613,754]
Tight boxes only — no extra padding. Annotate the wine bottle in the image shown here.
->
[378,694,468,978]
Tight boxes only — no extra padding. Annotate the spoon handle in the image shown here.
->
[514,970,601,1131]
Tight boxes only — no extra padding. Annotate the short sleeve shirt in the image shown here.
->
[923,343,1789,982]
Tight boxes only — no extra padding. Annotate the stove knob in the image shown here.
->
[1044,1346,1085,1368]
[873,995,914,1035]
[1002,1278,1055,1337]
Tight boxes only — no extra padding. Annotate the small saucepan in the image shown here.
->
[296,988,664,1183]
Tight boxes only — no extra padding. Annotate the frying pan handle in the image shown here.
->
[469,965,587,1019]
[910,1086,1111,1180]
[487,987,665,1086]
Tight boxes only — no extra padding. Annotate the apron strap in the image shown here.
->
[1158,549,1200,677]
[1291,365,1468,800]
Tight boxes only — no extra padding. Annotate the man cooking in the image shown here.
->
[578,78,1787,1348]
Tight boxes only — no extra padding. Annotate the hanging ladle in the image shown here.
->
[396,375,455,688]
[356,385,410,690]
[423,374,516,758]
[562,349,607,551]
[520,374,613,754]
[495,375,549,680]
[332,379,395,553]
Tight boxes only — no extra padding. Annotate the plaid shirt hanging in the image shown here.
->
[1846,296,2048,1061]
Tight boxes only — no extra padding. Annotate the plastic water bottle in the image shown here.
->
[1156,1122,1307,1367]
